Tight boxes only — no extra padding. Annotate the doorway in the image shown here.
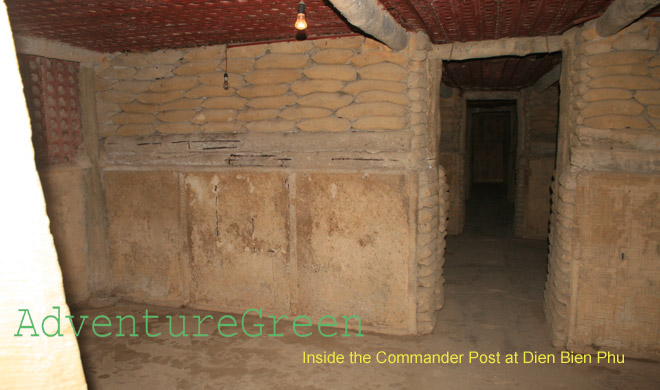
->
[472,111,508,184]
[464,100,518,237]
[439,54,561,350]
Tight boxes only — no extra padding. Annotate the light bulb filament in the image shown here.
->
[295,13,307,30]
[295,1,307,31]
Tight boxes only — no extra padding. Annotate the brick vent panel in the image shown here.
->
[19,55,82,166]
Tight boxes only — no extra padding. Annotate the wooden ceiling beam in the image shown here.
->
[434,36,562,61]
[328,0,409,50]
[595,0,660,36]
[534,64,561,91]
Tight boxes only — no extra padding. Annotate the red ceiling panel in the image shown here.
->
[5,0,643,52]
[380,0,618,43]
[5,0,357,52]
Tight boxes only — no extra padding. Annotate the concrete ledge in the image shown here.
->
[14,35,105,64]
[102,132,415,169]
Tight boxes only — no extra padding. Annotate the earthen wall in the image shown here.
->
[438,85,466,235]
[546,17,660,356]
[19,34,447,335]
[515,84,559,239]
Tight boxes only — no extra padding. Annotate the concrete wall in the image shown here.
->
[0,8,86,387]
[96,35,446,335]
[438,85,466,235]
[14,33,448,335]
[515,85,559,239]
[16,53,106,305]
[39,168,90,303]
[545,17,660,356]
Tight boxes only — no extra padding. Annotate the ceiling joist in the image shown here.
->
[595,0,660,36]
[533,64,561,91]
[435,36,562,61]
[328,0,409,50]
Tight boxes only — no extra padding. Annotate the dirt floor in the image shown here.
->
[74,184,660,389]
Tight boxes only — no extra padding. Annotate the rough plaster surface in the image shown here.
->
[104,169,421,334]
[105,171,184,305]
[439,86,463,153]
[525,86,559,156]
[39,168,90,303]
[186,171,289,313]
[73,188,660,389]
[438,86,466,235]
[515,85,558,239]
[18,32,444,335]
[296,172,416,330]
[438,153,465,235]
[545,17,660,356]
[100,183,439,331]
[574,172,660,353]
[521,157,555,239]
[93,33,443,335]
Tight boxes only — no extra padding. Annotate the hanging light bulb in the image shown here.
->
[223,46,230,90]
[295,1,307,31]
[223,72,229,90]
